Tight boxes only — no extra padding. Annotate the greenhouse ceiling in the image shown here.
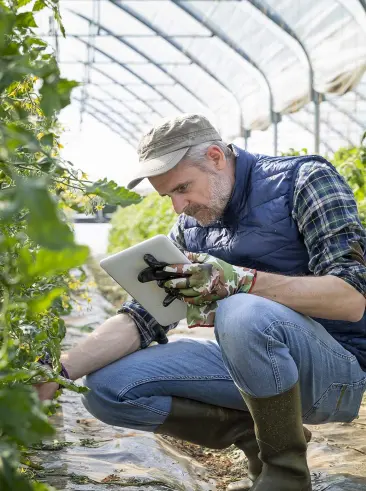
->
[35,0,366,155]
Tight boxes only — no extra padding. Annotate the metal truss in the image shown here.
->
[245,0,321,153]
[172,0,281,154]
[87,95,143,136]
[108,0,249,143]
[75,54,165,118]
[84,109,131,142]
[89,83,152,125]
[72,35,185,113]
[324,99,365,131]
[70,10,211,111]
[284,115,333,153]
[74,96,139,145]
[301,107,354,147]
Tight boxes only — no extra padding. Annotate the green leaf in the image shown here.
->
[85,178,142,207]
[32,0,47,12]
[40,78,79,117]
[16,176,76,250]
[15,12,37,29]
[4,123,41,152]
[17,0,34,6]
[24,37,47,49]
[28,287,65,314]
[0,8,16,51]
[26,246,89,278]
[0,369,37,385]
[0,385,54,446]
[39,133,55,147]
[53,7,65,37]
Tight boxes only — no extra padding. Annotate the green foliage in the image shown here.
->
[108,193,177,253]
[280,135,366,227]
[332,133,366,226]
[0,1,140,489]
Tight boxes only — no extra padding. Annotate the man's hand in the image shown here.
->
[139,252,256,328]
[163,252,256,305]
[34,381,59,401]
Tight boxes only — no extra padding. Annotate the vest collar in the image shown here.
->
[222,144,257,226]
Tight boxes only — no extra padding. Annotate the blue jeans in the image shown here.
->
[83,295,366,432]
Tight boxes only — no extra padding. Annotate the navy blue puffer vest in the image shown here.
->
[180,145,366,370]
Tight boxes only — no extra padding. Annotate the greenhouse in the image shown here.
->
[1,1,366,491]
[36,0,366,155]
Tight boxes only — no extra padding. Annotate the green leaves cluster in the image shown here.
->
[332,133,366,226]
[281,135,366,227]
[0,1,140,489]
[108,192,177,254]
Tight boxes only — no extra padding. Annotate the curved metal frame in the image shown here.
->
[284,114,333,153]
[171,0,280,154]
[91,83,152,126]
[79,104,139,145]
[75,54,165,119]
[245,0,320,153]
[336,0,366,30]
[88,95,143,135]
[108,0,248,144]
[70,10,211,112]
[324,98,365,131]
[85,109,130,141]
[85,62,165,119]
[302,107,354,147]
[72,36,185,113]
[74,97,139,145]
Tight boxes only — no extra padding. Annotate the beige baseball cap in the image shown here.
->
[127,113,222,189]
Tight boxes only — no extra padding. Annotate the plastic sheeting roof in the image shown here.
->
[35,0,366,155]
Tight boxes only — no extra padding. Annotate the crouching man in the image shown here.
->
[37,114,366,491]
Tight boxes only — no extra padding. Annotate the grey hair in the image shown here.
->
[182,140,233,166]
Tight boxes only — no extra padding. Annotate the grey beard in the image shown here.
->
[186,173,232,226]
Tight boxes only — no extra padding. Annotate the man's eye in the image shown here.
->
[178,184,188,193]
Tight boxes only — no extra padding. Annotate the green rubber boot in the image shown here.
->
[156,397,261,490]
[239,382,312,491]
[155,396,312,491]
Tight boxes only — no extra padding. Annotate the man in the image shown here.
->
[38,114,366,491]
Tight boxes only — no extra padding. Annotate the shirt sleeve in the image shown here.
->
[117,299,178,349]
[292,161,366,297]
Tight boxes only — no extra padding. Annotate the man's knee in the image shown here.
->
[82,365,122,426]
[81,358,169,431]
[215,294,281,342]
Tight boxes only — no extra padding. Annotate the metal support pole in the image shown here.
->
[313,91,321,154]
[244,129,251,150]
[273,112,281,156]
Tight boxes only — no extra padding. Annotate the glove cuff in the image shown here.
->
[237,268,257,294]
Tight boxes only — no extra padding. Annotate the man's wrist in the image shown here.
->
[60,354,77,381]
[237,268,257,294]
[38,354,71,386]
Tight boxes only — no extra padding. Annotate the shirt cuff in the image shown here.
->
[117,300,178,349]
[326,266,366,298]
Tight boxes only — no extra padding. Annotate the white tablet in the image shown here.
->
[99,235,191,325]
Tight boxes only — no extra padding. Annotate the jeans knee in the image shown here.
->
[81,370,116,425]
[215,294,273,343]
[81,363,170,431]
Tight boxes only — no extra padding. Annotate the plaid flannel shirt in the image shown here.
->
[118,161,366,349]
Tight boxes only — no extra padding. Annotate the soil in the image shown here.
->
[159,436,249,490]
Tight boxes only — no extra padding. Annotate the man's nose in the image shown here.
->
[171,195,188,215]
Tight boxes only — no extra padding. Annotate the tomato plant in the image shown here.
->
[0,1,140,489]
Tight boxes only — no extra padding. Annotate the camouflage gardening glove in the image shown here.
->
[163,252,257,328]
[138,254,188,308]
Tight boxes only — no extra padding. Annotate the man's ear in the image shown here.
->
[206,145,227,170]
